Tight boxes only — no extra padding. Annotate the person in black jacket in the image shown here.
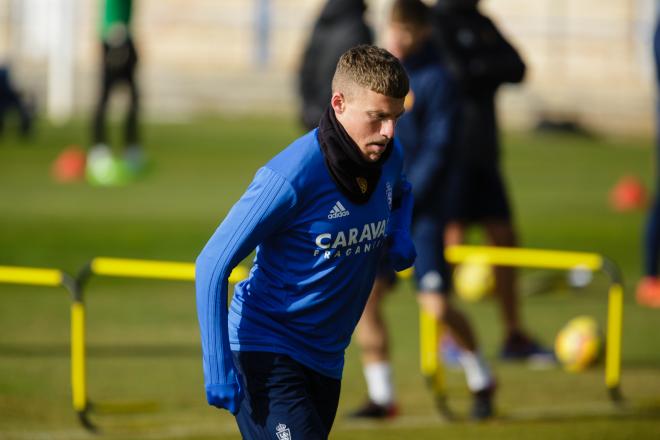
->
[298,0,373,131]
[433,0,553,360]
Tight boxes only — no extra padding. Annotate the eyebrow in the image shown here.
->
[367,109,406,119]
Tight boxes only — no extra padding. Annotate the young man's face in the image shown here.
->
[332,86,405,162]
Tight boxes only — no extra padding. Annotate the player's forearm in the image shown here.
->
[195,248,236,386]
[195,167,297,385]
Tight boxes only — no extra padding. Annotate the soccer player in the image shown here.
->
[87,0,144,186]
[196,45,415,439]
[351,0,495,421]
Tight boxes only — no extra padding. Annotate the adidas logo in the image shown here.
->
[328,201,350,219]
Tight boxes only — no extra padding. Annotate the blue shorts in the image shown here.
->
[377,213,451,294]
[232,351,341,440]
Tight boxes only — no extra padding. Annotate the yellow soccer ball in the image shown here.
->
[554,315,602,372]
[453,258,495,302]
[229,265,250,284]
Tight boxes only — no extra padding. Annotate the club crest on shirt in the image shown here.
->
[356,177,368,194]
[386,181,393,211]
[275,423,291,440]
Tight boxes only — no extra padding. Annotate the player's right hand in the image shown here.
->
[205,374,244,415]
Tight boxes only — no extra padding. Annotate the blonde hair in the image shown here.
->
[332,45,409,99]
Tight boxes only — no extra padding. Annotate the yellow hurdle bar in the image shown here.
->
[0,265,63,287]
[605,283,624,392]
[71,301,87,412]
[445,245,603,272]
[91,258,195,281]
[420,309,439,377]
[90,257,248,284]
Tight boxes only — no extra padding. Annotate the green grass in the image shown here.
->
[1,118,660,439]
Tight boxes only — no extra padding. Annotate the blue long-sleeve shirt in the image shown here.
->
[196,130,407,386]
[396,41,457,206]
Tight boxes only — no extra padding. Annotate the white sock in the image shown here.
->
[364,361,394,406]
[457,350,493,392]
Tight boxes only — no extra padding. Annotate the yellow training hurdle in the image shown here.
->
[420,245,624,408]
[72,257,248,431]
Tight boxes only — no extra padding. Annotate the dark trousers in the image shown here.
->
[232,351,341,440]
[92,39,139,147]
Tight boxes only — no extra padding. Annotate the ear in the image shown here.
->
[331,92,345,115]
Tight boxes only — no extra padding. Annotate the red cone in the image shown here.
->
[52,146,87,183]
[609,176,647,212]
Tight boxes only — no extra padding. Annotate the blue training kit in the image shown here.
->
[196,129,413,415]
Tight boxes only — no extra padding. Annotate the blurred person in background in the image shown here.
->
[0,65,33,139]
[351,0,496,421]
[637,16,660,308]
[298,0,373,131]
[433,0,554,360]
[196,45,415,439]
[87,0,144,186]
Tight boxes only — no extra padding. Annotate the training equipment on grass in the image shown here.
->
[0,258,248,432]
[419,308,452,419]
[609,175,647,212]
[86,147,130,186]
[71,257,249,431]
[423,245,625,407]
[453,257,495,302]
[566,265,594,289]
[555,315,603,372]
[51,145,86,183]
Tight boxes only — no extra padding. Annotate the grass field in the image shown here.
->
[1,117,660,439]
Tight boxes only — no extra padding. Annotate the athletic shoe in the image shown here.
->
[636,277,660,308]
[500,331,556,364]
[123,145,148,177]
[348,399,398,419]
[471,384,495,421]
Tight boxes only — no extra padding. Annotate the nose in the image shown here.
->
[380,119,395,139]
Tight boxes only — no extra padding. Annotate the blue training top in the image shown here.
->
[196,130,407,387]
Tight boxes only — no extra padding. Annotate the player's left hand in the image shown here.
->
[205,369,244,415]
[388,181,416,271]
[388,229,417,271]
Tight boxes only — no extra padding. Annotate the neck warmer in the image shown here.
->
[317,106,392,204]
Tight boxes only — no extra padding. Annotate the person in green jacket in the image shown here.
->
[88,0,144,186]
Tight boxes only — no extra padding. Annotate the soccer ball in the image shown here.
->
[454,257,495,302]
[554,315,602,372]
